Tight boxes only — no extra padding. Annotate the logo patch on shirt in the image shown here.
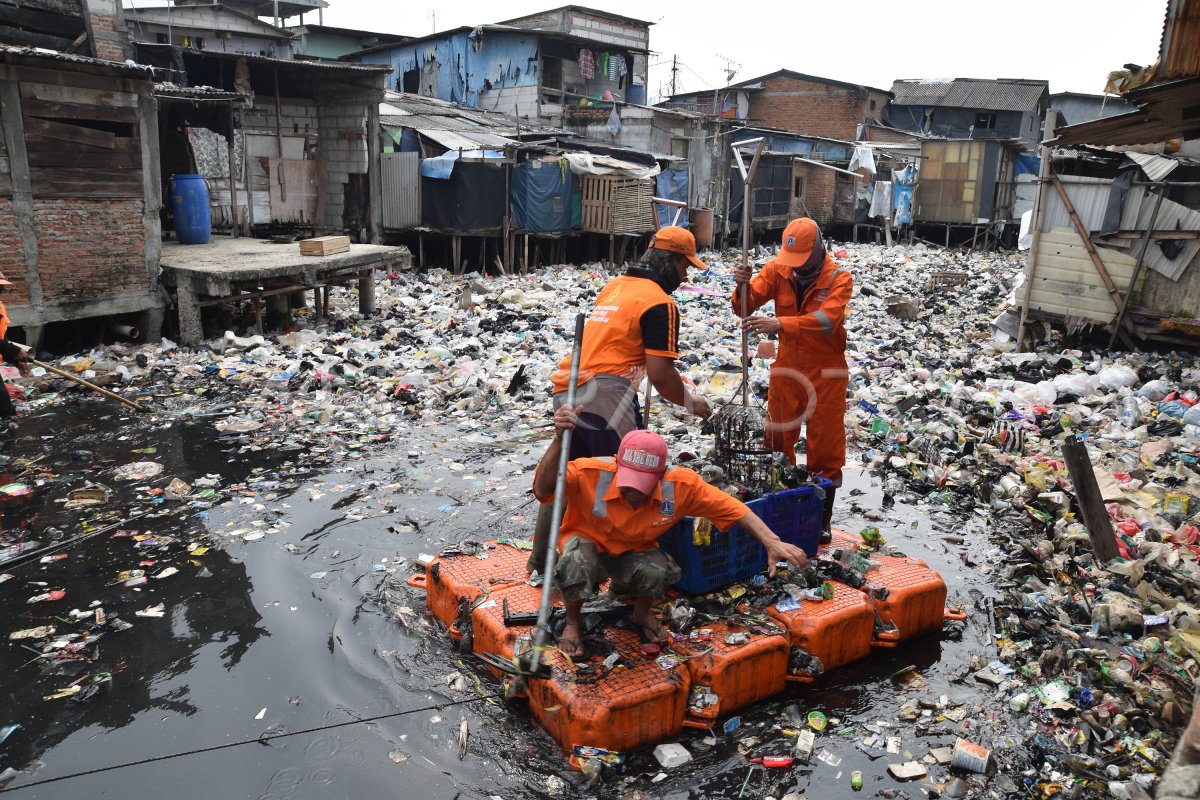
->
[818,289,830,299]
[786,236,796,247]
[659,500,675,515]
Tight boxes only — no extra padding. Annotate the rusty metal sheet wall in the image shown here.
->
[381,152,420,230]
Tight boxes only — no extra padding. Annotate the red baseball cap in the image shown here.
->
[615,429,669,495]
[776,217,821,268]
[649,226,706,271]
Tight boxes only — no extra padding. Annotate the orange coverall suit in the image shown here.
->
[733,255,852,485]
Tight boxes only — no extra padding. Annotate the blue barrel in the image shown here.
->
[170,174,211,244]
[627,84,646,105]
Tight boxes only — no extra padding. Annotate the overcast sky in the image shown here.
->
[302,0,1166,100]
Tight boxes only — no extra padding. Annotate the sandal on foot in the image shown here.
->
[630,620,669,645]
[556,636,585,658]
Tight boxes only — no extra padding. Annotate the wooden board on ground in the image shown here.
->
[300,236,350,256]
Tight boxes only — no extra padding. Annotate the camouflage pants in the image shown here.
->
[555,535,681,602]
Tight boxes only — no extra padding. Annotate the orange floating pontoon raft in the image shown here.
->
[823,530,967,646]
[410,528,964,760]
[408,540,530,640]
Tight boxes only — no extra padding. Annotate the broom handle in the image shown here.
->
[33,360,147,412]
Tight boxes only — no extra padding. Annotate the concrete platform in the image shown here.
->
[158,238,411,344]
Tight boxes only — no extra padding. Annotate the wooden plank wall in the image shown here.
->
[19,81,142,198]
[0,0,86,52]
[1028,227,1142,323]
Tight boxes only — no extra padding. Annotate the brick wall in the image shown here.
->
[34,199,147,302]
[84,0,127,62]
[790,162,837,225]
[0,201,31,306]
[749,76,876,140]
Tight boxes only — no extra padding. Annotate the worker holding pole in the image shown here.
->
[0,273,30,422]
[732,218,853,542]
[527,226,714,573]
[533,405,808,658]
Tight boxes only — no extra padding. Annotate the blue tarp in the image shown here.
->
[892,164,916,226]
[512,159,573,233]
[655,167,690,228]
[1015,154,1041,177]
[420,149,505,180]
[357,30,539,107]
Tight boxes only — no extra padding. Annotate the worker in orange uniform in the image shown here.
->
[534,404,808,658]
[527,226,714,573]
[732,218,852,542]
[0,273,29,420]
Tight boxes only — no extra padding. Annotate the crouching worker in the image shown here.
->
[533,404,809,658]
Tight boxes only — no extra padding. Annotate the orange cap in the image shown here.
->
[649,226,706,271]
[776,217,821,268]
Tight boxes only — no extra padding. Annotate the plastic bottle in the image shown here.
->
[1121,396,1139,428]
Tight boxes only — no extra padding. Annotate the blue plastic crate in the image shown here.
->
[658,497,769,595]
[762,478,831,557]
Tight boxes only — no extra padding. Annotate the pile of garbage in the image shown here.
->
[3,240,1197,796]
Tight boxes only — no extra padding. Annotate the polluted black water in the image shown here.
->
[0,394,1013,800]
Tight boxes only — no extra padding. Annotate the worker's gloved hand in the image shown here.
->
[12,350,29,376]
[688,394,712,421]
[742,316,782,335]
[731,263,753,284]
[764,540,808,577]
[553,404,582,442]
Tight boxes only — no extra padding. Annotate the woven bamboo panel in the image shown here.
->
[581,175,656,234]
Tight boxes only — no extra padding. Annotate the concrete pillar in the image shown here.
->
[21,325,44,354]
[358,268,375,315]
[177,279,203,346]
[139,306,164,343]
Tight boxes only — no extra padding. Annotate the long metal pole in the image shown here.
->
[1108,184,1167,350]
[527,312,586,676]
[1016,110,1057,352]
[732,139,765,406]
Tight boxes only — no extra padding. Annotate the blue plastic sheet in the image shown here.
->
[892,165,916,225]
[655,167,690,228]
[1016,155,1040,177]
[420,149,504,180]
[512,159,573,233]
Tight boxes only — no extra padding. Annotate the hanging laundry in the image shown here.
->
[599,52,609,80]
[578,48,595,79]
[608,54,621,81]
[617,55,628,77]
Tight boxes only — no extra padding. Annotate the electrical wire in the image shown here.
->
[0,690,505,793]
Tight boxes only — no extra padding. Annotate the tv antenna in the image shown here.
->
[716,53,741,85]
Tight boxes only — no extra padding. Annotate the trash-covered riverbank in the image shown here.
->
[0,241,1194,798]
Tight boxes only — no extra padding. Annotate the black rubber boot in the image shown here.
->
[819,487,836,544]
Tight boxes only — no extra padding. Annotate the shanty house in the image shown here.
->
[349,6,651,118]
[1018,0,1200,349]
[662,70,891,142]
[287,24,409,61]
[123,3,294,59]
[0,0,163,348]
[887,78,1049,151]
[1049,92,1135,127]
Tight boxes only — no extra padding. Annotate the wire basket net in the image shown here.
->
[710,401,779,489]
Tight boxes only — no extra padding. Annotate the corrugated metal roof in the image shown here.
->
[1158,0,1200,81]
[0,44,156,76]
[380,91,560,138]
[1125,151,1180,181]
[411,128,513,150]
[890,78,1047,112]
